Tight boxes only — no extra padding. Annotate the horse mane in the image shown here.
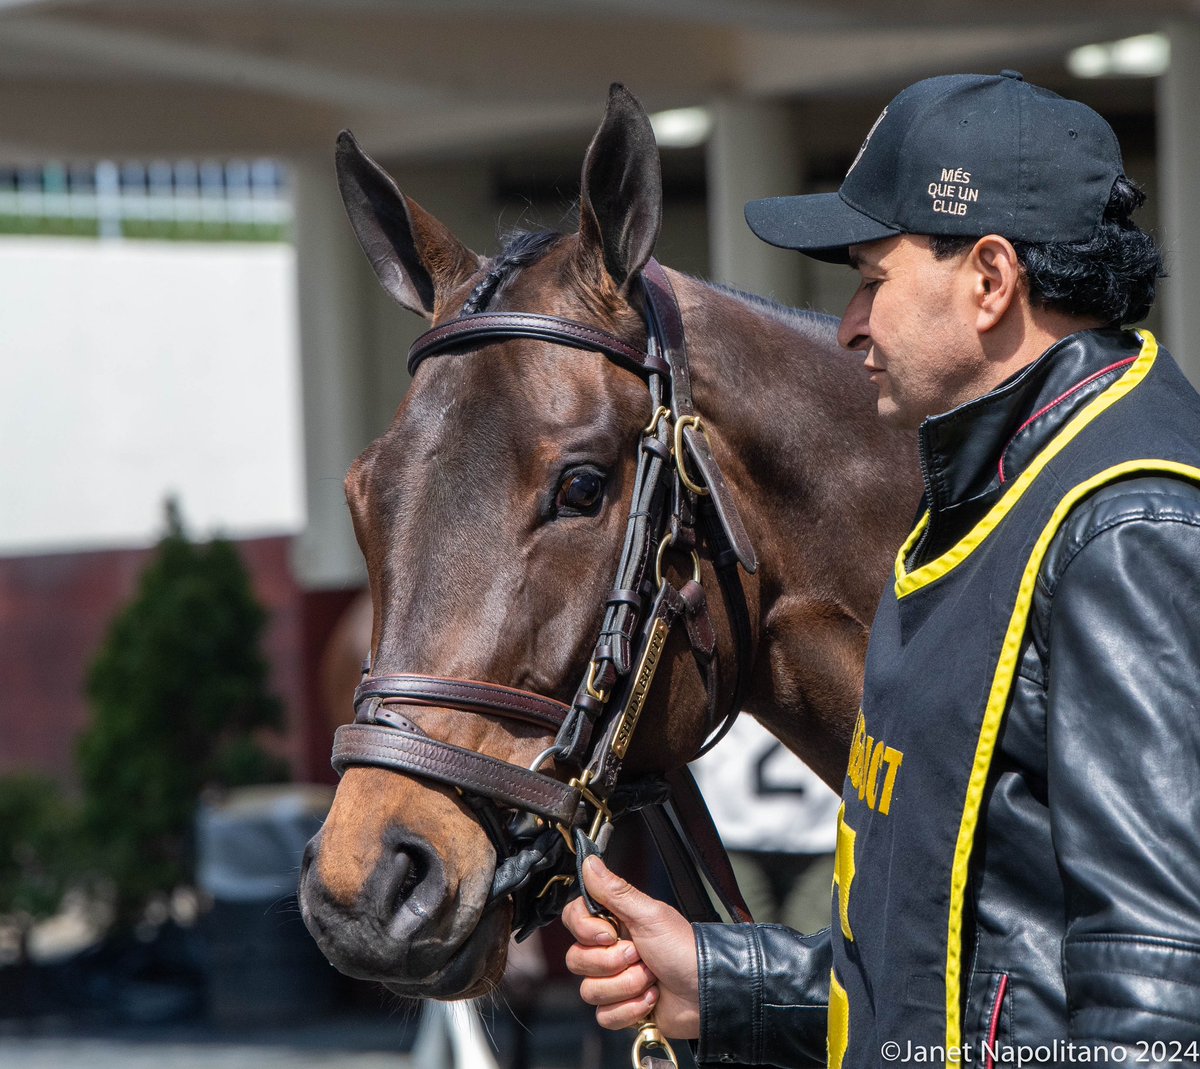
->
[707,281,840,342]
[465,229,842,362]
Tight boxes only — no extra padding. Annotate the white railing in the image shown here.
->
[0,158,292,240]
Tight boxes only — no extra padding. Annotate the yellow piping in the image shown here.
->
[895,332,1157,599]
[942,457,1200,1056]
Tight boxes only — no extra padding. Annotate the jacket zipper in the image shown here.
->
[909,424,936,567]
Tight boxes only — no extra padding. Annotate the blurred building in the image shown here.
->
[2,1,1198,784]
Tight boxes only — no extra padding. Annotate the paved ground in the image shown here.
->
[0,996,654,1069]
[0,1036,411,1069]
[0,1013,415,1069]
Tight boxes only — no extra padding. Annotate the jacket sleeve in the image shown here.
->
[1042,479,1200,1045]
[692,922,830,1067]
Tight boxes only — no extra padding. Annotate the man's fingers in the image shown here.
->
[578,960,656,1007]
[594,986,658,1032]
[580,855,662,932]
[561,893,618,946]
[565,939,641,978]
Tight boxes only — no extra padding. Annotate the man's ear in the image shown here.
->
[970,235,1022,333]
[335,130,482,320]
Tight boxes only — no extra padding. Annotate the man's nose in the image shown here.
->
[837,299,869,351]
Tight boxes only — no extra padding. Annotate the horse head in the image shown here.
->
[298,84,921,1000]
[299,85,733,998]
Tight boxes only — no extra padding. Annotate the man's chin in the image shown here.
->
[875,397,911,429]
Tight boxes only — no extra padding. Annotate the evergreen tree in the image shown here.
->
[78,500,287,925]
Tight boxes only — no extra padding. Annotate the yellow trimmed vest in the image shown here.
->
[827,333,1200,1067]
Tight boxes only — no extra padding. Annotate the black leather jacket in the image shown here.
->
[694,328,1200,1065]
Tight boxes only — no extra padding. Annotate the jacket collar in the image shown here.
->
[913,328,1143,561]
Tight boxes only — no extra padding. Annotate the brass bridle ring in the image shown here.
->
[642,404,673,437]
[672,414,710,497]
[655,532,701,590]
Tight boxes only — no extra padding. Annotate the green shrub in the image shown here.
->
[77,500,288,925]
[0,774,76,917]
[0,774,78,962]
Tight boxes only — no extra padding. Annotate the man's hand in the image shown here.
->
[561,854,700,1038]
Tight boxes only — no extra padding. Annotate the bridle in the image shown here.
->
[331,257,758,939]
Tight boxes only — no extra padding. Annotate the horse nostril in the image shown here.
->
[380,834,437,919]
[395,849,425,902]
[300,835,319,874]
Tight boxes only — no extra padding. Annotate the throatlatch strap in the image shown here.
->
[641,260,757,573]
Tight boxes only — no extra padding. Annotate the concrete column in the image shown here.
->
[1158,22,1200,388]
[705,97,804,306]
[290,156,372,590]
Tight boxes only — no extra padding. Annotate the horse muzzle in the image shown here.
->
[298,816,508,998]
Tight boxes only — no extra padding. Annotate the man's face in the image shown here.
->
[838,234,982,430]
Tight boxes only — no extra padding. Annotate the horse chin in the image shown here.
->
[379,903,512,1000]
[300,852,513,1000]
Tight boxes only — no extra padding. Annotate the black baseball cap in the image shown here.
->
[745,71,1125,264]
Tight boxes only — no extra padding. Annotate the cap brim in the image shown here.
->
[745,192,901,264]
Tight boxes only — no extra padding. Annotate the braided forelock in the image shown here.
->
[460,230,564,314]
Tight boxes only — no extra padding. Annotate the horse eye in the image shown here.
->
[556,468,606,515]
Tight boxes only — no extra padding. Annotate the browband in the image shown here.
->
[408,311,670,380]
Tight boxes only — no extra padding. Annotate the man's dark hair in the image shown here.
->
[929,176,1163,326]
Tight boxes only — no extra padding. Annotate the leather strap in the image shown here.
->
[638,770,754,926]
[641,261,758,573]
[354,674,570,733]
[639,804,723,924]
[332,723,580,824]
[664,766,753,923]
[408,312,669,380]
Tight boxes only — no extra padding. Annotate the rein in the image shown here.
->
[331,258,757,940]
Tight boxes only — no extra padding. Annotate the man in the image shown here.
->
[563,71,1200,1064]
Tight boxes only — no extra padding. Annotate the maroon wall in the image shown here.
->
[0,536,339,786]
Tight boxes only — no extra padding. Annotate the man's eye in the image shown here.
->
[555,469,606,515]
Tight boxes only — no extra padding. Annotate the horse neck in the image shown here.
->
[672,273,920,781]
[675,272,910,594]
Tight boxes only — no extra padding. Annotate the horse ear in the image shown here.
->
[577,84,663,293]
[335,130,482,319]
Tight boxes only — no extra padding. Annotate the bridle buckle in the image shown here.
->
[585,659,610,703]
[555,769,612,854]
[642,404,673,437]
[673,414,710,497]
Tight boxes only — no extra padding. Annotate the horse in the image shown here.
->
[298,83,921,1003]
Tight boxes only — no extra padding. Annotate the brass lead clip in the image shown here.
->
[555,770,612,853]
[632,1019,679,1069]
